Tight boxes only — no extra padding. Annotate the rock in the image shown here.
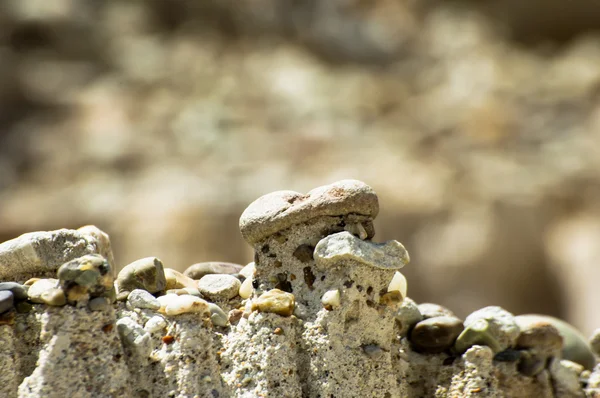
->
[57,254,113,304]
[321,289,341,310]
[77,225,116,274]
[0,228,111,281]
[410,315,464,353]
[239,278,253,299]
[166,287,201,297]
[164,268,197,290]
[396,297,422,336]
[314,231,409,270]
[127,289,160,310]
[516,314,596,370]
[418,303,456,319]
[0,290,14,314]
[197,274,241,300]
[251,289,295,317]
[183,262,244,280]
[88,297,110,311]
[454,319,502,354]
[116,317,152,358]
[116,257,167,298]
[27,278,67,306]
[461,306,520,353]
[388,271,407,298]
[238,262,256,280]
[515,316,563,358]
[156,294,210,316]
[208,303,229,327]
[0,282,28,300]
[144,315,167,333]
[239,180,379,245]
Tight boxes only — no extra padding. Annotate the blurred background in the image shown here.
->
[1,0,600,335]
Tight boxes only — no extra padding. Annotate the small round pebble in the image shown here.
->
[88,297,110,312]
[252,289,295,317]
[410,316,464,353]
[0,282,29,300]
[127,289,161,310]
[198,274,241,300]
[144,316,167,333]
[239,278,253,299]
[15,301,33,314]
[418,303,455,319]
[183,262,244,280]
[0,290,14,314]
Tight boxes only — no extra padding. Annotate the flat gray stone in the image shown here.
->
[197,274,241,300]
[127,289,161,310]
[314,231,409,270]
[183,262,244,280]
[239,180,379,245]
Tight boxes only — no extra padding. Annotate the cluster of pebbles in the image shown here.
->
[1,179,600,397]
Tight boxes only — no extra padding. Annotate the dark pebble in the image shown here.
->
[410,315,464,353]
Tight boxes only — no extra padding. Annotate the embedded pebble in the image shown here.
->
[462,306,520,353]
[164,268,197,290]
[321,289,341,310]
[116,257,167,299]
[515,317,563,357]
[0,282,28,300]
[27,279,67,306]
[197,274,241,300]
[239,278,253,299]
[396,297,422,336]
[57,254,113,303]
[88,297,110,311]
[252,289,295,317]
[183,262,244,280]
[454,318,502,354]
[238,262,256,280]
[228,309,244,325]
[127,289,161,310]
[516,314,596,370]
[388,271,407,298]
[208,303,229,327]
[314,231,409,270]
[156,294,210,316]
[418,303,455,320]
[144,315,167,333]
[410,316,464,353]
[0,290,14,314]
[116,316,152,357]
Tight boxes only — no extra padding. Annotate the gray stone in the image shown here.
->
[116,257,167,298]
[197,274,241,300]
[418,302,456,319]
[395,297,422,336]
[57,254,113,304]
[239,180,379,245]
[410,315,464,353]
[127,289,160,310]
[0,282,28,300]
[183,262,244,280]
[314,231,409,270]
[208,303,229,327]
[116,317,152,359]
[515,316,563,358]
[77,225,116,275]
[463,306,520,353]
[0,290,14,314]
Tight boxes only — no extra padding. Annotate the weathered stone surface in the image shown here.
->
[183,262,244,280]
[116,257,166,298]
[239,180,379,244]
[0,228,112,282]
[314,231,409,270]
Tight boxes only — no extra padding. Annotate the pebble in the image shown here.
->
[516,314,596,370]
[321,289,341,310]
[0,290,14,314]
[27,279,67,306]
[514,317,563,357]
[462,306,520,353]
[57,254,113,303]
[454,318,502,354]
[127,289,161,310]
[144,315,167,333]
[0,282,29,300]
[238,262,256,280]
[157,294,209,316]
[166,288,201,297]
[388,271,407,298]
[418,303,455,320]
[228,309,244,325]
[116,317,152,357]
[88,297,110,311]
[239,278,253,299]
[183,262,244,280]
[252,289,295,317]
[396,297,423,336]
[197,274,241,300]
[208,303,228,327]
[164,268,197,290]
[314,231,409,270]
[410,316,464,353]
[116,257,167,298]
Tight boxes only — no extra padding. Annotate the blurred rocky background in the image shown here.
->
[1,0,600,334]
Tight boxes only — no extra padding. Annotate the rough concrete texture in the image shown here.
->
[0,181,595,397]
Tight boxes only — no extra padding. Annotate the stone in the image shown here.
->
[127,289,160,310]
[251,289,295,317]
[410,315,464,353]
[183,262,244,280]
[208,303,229,327]
[514,316,563,358]
[116,257,167,298]
[462,306,520,353]
[516,314,596,370]
[418,303,455,319]
[144,315,167,333]
[0,282,28,300]
[517,350,547,377]
[0,228,111,281]
[166,287,201,297]
[88,297,110,311]
[27,278,67,306]
[239,180,379,245]
[57,254,113,304]
[197,274,241,300]
[388,271,407,298]
[454,318,502,354]
[313,231,409,270]
[164,268,197,290]
[238,262,256,280]
[116,316,152,358]
[77,225,116,274]
[156,294,210,316]
[321,289,341,310]
[396,297,422,336]
[0,290,14,314]
[239,278,253,299]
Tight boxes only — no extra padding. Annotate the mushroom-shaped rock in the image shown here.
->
[314,231,409,270]
[57,254,114,304]
[183,262,244,280]
[252,289,295,317]
[239,180,379,245]
[116,257,166,299]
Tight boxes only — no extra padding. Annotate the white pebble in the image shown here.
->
[157,294,209,316]
[144,315,167,333]
[239,262,255,280]
[239,277,253,299]
[388,271,407,298]
[321,289,341,309]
